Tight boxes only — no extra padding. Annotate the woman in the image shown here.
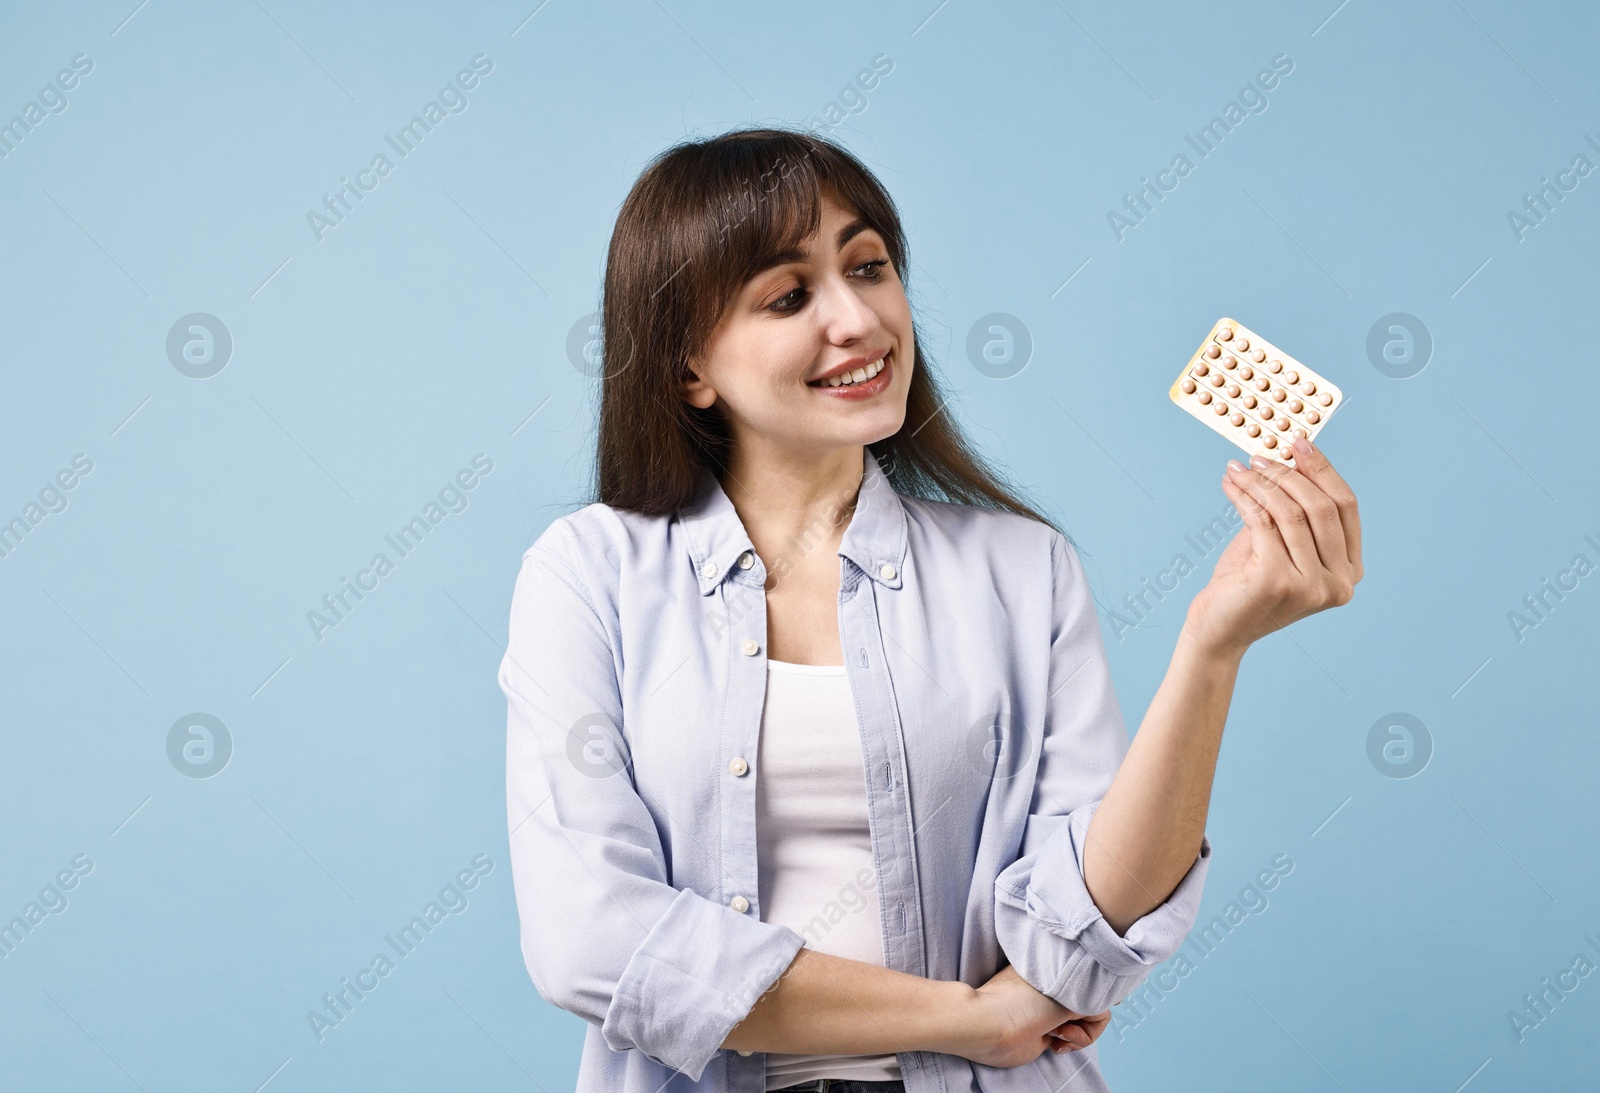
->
[500,127,1363,1093]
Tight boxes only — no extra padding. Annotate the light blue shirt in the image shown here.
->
[500,449,1212,1092]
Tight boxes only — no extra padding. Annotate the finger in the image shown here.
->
[1290,437,1362,578]
[1247,455,1350,578]
[1069,1014,1109,1044]
[1245,454,1351,586]
[1227,457,1319,577]
[1220,464,1290,572]
[1047,1025,1086,1048]
[1050,1017,1104,1048]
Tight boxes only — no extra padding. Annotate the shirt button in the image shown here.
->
[737,550,755,569]
[737,1050,753,1057]
[879,563,897,580]
[729,756,749,776]
[740,638,760,656]
[700,561,718,579]
[730,895,750,913]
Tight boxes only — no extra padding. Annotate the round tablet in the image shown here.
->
[1301,381,1316,395]
[1181,378,1197,393]
[1214,402,1228,415]
[1229,411,1245,426]
[1307,410,1321,423]
[1251,348,1266,363]
[1271,388,1286,402]
[1254,377,1270,391]
[1288,398,1304,413]
[1226,383,1241,397]
[1210,373,1225,387]
[1267,359,1283,373]
[1263,435,1278,448]
[1242,394,1257,408]
[1283,370,1299,385]
[1318,392,1333,405]
[1275,418,1290,431]
[1223,355,1239,370]
[1292,427,1308,438]
[1205,344,1221,359]
[1218,326,1234,341]
[1198,390,1212,404]
[1195,362,1210,376]
[1260,405,1274,420]
[1235,337,1250,352]
[1239,365,1254,380]
[1246,423,1261,437]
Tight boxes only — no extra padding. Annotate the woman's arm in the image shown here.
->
[721,948,1107,1067]
[721,948,972,1056]
[1082,437,1363,933]
[503,534,814,1082]
[1080,625,1239,935]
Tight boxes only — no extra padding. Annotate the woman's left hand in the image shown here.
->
[1183,436,1363,659]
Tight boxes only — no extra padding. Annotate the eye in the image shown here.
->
[765,259,893,315]
[768,286,805,314]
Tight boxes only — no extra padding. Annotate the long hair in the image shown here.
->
[593,125,1062,536]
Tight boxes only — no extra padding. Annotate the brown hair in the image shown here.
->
[593,124,1062,537]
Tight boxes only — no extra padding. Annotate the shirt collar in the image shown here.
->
[677,448,908,596]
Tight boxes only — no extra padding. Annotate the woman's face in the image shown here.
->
[684,190,914,462]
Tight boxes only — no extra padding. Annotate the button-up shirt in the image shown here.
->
[500,449,1212,1092]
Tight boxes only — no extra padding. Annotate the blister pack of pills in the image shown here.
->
[1170,318,1342,469]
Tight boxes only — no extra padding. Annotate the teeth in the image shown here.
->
[825,355,887,387]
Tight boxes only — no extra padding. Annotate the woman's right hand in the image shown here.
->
[955,963,1110,1068]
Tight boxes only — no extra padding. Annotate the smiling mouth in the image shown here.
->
[808,352,891,388]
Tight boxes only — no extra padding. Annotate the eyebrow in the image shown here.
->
[760,218,876,270]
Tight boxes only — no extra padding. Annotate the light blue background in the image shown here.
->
[2,1,1596,1090]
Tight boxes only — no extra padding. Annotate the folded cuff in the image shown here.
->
[995,801,1211,1015]
[602,886,807,1081]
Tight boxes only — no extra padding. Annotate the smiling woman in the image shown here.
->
[506,128,1149,1093]
[592,128,1055,530]
[502,124,1363,1093]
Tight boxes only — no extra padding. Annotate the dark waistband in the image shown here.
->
[768,1080,906,1093]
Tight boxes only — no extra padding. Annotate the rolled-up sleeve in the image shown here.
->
[501,525,805,1081]
[993,531,1212,1017]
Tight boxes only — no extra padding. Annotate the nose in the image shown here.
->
[813,270,883,343]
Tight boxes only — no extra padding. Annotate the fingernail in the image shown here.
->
[1249,455,1273,471]
[1292,436,1312,457]
[1227,459,1246,473]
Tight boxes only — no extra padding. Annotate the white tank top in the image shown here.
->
[755,659,902,1088]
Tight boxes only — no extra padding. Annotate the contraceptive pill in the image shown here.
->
[1169,317,1342,469]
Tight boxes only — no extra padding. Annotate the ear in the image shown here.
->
[682,358,718,410]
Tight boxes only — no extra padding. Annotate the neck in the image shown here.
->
[720,444,864,562]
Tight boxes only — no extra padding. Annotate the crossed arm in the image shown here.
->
[721,627,1240,1065]
[510,440,1360,1075]
[725,438,1365,1063]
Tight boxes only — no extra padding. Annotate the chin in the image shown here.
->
[840,411,908,449]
